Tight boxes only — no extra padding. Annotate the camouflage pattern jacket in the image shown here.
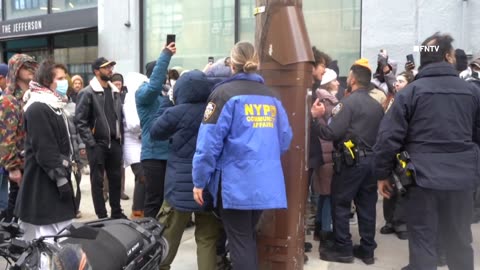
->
[0,89,25,171]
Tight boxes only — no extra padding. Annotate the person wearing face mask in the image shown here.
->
[15,60,76,240]
[0,54,38,222]
[75,57,126,219]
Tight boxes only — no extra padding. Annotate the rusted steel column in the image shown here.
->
[254,1,314,269]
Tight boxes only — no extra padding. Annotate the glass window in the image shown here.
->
[54,31,98,82]
[6,0,48,20]
[238,0,361,77]
[304,0,361,77]
[238,0,255,42]
[143,0,235,71]
[52,0,97,13]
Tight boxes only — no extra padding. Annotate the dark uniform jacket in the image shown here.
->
[15,101,75,225]
[314,88,384,149]
[150,70,213,212]
[374,62,480,190]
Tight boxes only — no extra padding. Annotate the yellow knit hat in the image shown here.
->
[353,58,371,71]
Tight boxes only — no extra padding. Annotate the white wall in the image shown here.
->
[361,0,478,72]
[98,0,140,74]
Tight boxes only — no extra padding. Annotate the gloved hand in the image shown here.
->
[57,178,73,200]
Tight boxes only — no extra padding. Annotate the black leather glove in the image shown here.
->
[57,178,73,200]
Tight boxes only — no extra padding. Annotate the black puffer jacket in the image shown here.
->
[75,77,123,148]
[150,70,213,211]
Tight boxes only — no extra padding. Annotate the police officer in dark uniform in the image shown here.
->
[311,58,384,264]
[374,33,479,270]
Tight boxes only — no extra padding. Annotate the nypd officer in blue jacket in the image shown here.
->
[192,42,293,270]
[374,33,480,270]
[311,58,384,265]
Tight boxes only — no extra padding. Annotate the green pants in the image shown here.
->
[158,201,221,270]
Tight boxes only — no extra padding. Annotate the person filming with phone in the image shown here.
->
[136,39,176,219]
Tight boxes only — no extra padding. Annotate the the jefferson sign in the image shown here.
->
[2,20,43,34]
[0,7,97,40]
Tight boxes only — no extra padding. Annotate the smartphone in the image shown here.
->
[406,54,415,65]
[166,34,176,46]
[208,56,214,64]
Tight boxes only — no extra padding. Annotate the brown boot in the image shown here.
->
[130,210,144,219]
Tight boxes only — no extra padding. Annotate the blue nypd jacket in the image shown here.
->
[192,73,293,210]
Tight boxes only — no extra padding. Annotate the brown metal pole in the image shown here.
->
[254,1,314,269]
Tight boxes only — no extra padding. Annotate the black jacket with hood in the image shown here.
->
[150,70,213,211]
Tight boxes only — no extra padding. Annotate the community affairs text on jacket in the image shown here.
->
[192,74,293,210]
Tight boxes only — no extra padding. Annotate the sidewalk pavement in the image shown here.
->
[1,169,479,269]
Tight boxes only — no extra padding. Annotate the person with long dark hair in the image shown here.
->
[15,60,76,240]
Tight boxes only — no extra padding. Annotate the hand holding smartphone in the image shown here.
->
[166,34,176,46]
[406,54,415,71]
[165,34,177,54]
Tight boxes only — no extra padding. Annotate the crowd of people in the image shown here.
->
[0,30,478,270]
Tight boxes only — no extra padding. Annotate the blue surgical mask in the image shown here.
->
[56,79,68,96]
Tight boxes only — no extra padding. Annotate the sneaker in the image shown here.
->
[304,242,313,253]
[75,211,82,219]
[380,223,395,234]
[121,193,130,200]
[319,245,354,263]
[111,213,129,220]
[353,245,374,265]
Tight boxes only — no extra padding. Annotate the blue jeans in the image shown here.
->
[0,173,9,210]
[316,195,332,231]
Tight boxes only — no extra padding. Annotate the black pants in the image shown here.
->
[331,156,377,256]
[87,140,123,218]
[383,187,407,232]
[6,180,18,222]
[73,170,82,213]
[221,208,262,270]
[141,159,166,218]
[130,163,145,211]
[473,185,480,221]
[405,187,473,270]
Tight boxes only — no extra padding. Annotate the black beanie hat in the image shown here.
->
[145,61,156,78]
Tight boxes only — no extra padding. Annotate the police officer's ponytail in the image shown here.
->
[230,42,259,74]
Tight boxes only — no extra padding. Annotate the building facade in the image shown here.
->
[0,0,98,81]
[2,1,478,79]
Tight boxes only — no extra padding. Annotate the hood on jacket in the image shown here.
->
[416,62,458,79]
[205,58,232,78]
[6,54,38,95]
[173,70,213,105]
